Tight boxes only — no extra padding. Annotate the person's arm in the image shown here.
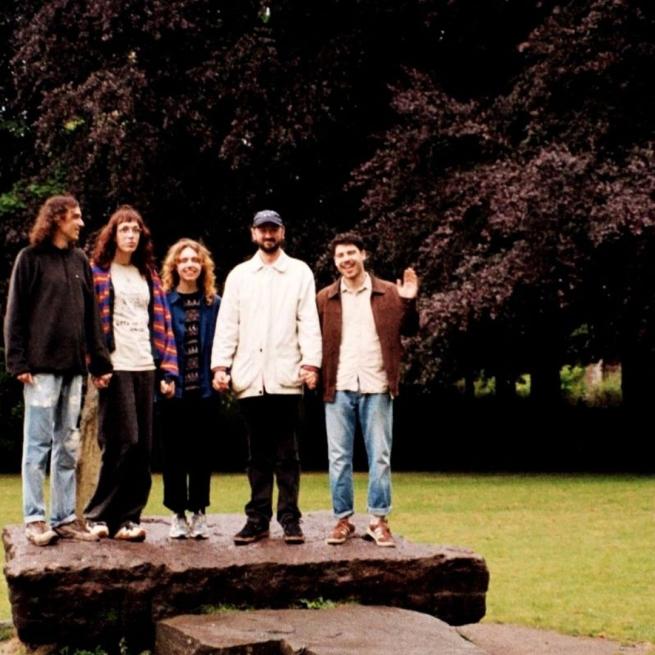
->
[296,266,322,389]
[396,267,420,336]
[3,250,31,378]
[210,270,239,372]
[81,254,113,379]
[152,272,179,393]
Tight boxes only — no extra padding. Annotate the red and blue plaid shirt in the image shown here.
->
[91,263,179,380]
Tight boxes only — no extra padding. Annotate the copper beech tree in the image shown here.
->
[1,0,653,409]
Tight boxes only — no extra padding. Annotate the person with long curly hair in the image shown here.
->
[160,239,221,539]
[4,195,112,546]
[84,205,178,541]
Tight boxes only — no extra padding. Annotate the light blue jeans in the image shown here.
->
[325,391,393,518]
[22,373,82,526]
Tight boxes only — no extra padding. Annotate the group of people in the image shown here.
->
[3,195,418,550]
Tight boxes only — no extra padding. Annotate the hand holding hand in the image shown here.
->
[299,367,319,390]
[92,373,112,390]
[160,379,176,398]
[212,369,231,393]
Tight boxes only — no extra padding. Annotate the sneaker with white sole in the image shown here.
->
[114,521,146,542]
[169,513,189,539]
[86,520,110,539]
[326,517,356,545]
[365,517,396,548]
[54,519,100,542]
[189,512,208,539]
[25,521,58,547]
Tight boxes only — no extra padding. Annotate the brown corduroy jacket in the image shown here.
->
[316,274,418,402]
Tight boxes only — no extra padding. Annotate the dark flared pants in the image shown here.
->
[160,394,213,514]
[84,370,155,534]
[239,393,301,527]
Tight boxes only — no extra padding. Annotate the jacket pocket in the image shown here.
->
[231,354,257,393]
[275,346,303,388]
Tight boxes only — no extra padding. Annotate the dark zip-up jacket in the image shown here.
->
[3,243,112,377]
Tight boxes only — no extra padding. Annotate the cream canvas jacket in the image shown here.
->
[211,250,322,398]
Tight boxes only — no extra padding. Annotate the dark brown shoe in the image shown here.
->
[54,519,100,542]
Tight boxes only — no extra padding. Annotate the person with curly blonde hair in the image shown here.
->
[160,239,221,539]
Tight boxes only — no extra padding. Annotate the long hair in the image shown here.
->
[161,238,217,305]
[92,205,155,275]
[29,195,79,247]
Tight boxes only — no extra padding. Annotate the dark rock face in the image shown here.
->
[155,606,488,655]
[2,512,488,648]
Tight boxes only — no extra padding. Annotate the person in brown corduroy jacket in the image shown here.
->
[316,232,418,548]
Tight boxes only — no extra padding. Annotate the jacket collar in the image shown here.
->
[328,273,386,299]
[248,249,289,273]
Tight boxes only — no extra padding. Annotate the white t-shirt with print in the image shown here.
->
[110,262,155,371]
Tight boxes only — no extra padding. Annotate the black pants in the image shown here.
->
[160,394,214,514]
[239,394,301,526]
[84,370,155,534]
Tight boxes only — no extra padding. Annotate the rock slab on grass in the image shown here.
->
[155,606,487,655]
[2,512,488,648]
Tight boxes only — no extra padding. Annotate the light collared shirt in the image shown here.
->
[211,250,322,398]
[336,273,388,393]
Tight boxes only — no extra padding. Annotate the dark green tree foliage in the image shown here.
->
[2,0,654,405]
[352,0,655,400]
[8,0,467,275]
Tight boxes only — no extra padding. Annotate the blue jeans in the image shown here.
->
[22,373,82,526]
[325,391,393,518]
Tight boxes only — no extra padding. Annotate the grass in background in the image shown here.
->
[1,472,654,646]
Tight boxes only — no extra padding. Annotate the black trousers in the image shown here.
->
[160,394,213,514]
[239,394,301,526]
[84,370,155,534]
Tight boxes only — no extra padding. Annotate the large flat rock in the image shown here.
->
[155,606,487,655]
[456,624,654,655]
[3,512,488,648]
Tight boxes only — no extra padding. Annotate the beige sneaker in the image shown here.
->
[25,521,58,547]
[55,519,100,541]
[326,518,356,545]
[114,521,146,542]
[365,517,395,548]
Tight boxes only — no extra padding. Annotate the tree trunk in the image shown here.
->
[494,371,516,402]
[621,348,655,410]
[530,359,561,405]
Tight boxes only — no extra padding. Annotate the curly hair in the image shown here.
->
[161,238,217,305]
[29,195,79,247]
[92,205,155,275]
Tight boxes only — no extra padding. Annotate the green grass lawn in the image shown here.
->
[1,472,654,647]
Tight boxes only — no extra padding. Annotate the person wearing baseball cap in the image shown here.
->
[211,209,322,545]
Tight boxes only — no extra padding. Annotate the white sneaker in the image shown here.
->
[169,513,188,539]
[86,520,110,539]
[114,521,146,542]
[189,512,208,539]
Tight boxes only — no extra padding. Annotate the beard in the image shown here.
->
[258,238,283,253]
